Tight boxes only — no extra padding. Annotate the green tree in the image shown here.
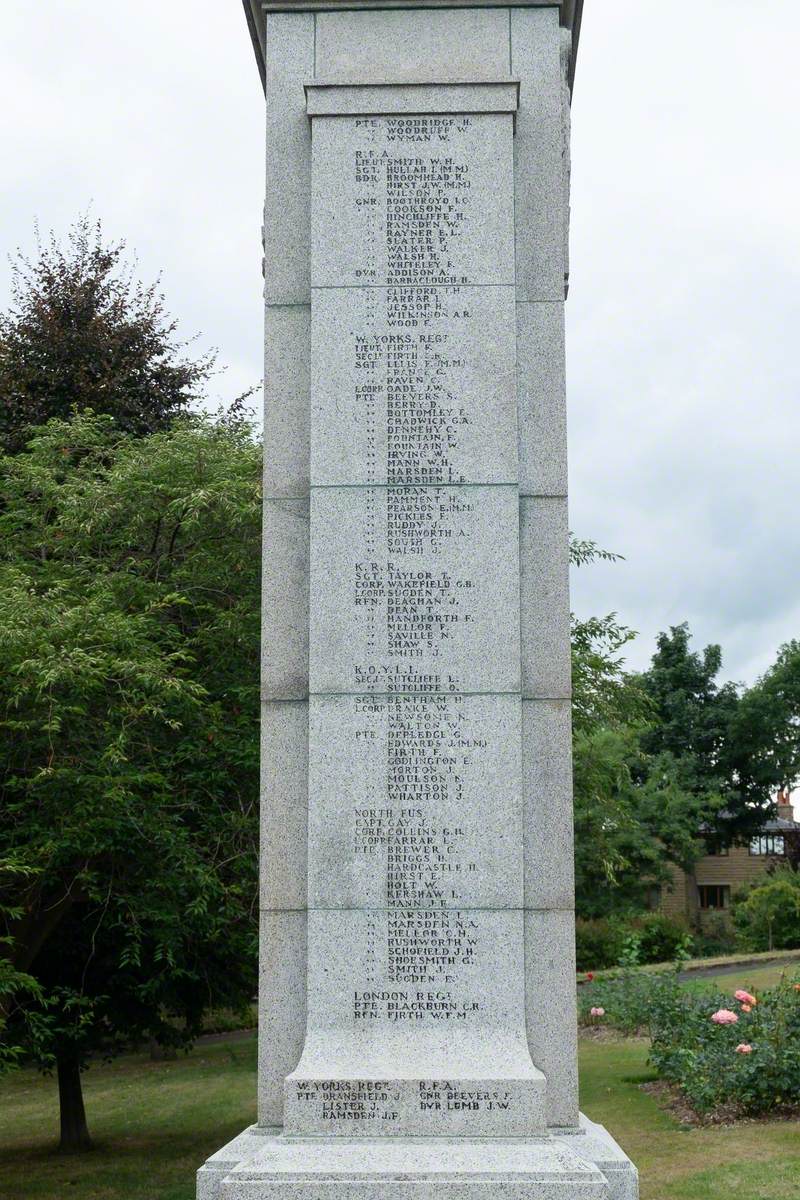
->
[727,641,800,826]
[0,217,212,454]
[733,868,800,951]
[638,624,778,844]
[569,543,681,913]
[0,411,261,1149]
[569,559,725,916]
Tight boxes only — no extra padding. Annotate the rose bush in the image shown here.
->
[578,969,800,1116]
[649,975,800,1115]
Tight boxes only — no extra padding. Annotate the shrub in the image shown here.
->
[575,919,623,972]
[633,914,693,965]
[733,868,800,952]
[579,964,800,1116]
[575,913,692,973]
[577,966,684,1036]
[649,973,800,1115]
[693,913,737,958]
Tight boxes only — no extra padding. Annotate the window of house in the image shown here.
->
[704,838,729,857]
[749,835,785,857]
[698,884,730,910]
[644,884,662,911]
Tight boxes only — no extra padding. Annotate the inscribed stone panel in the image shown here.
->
[285,907,544,1137]
[311,286,517,487]
[311,113,515,288]
[309,485,520,694]
[308,693,522,909]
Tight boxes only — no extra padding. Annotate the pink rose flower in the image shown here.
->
[734,990,757,1006]
[590,1007,605,1017]
[711,1009,738,1025]
[735,1043,753,1054]
[741,1004,752,1013]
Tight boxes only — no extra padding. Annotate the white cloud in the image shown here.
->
[568,0,800,682]
[1,0,797,684]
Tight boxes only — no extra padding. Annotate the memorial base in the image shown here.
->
[197,1116,638,1200]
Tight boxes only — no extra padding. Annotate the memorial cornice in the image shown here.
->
[242,1,583,92]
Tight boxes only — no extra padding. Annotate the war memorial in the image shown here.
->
[198,2,639,1196]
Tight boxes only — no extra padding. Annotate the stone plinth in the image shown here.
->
[199,4,637,1199]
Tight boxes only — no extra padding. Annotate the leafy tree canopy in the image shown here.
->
[638,623,784,844]
[726,640,800,809]
[0,410,261,1149]
[568,542,707,913]
[0,218,213,454]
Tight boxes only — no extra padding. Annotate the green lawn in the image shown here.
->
[0,1036,257,1200]
[580,1038,800,1200]
[680,959,800,997]
[1,1032,799,1200]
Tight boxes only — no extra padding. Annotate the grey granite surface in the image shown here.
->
[311,114,515,289]
[309,485,521,695]
[308,692,523,908]
[522,698,575,910]
[264,304,310,499]
[311,285,517,487]
[201,3,637,1195]
[315,7,511,82]
[261,498,309,700]
[264,13,313,305]
[520,495,571,700]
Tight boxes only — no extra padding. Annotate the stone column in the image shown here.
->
[197,4,638,1198]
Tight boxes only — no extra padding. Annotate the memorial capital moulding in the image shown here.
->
[242,1,584,91]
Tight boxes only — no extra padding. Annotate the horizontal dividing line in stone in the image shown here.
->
[308,482,519,492]
[310,283,516,291]
[244,1137,575,1147]
[262,694,573,704]
[260,902,573,912]
[310,690,522,699]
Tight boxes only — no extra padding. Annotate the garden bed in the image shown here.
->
[579,965,800,1122]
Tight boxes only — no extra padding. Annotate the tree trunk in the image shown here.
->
[57,1051,92,1152]
[686,863,701,931]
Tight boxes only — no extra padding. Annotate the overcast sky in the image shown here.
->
[2,2,798,686]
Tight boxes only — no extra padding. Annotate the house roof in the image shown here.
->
[241,1,584,92]
[701,812,800,837]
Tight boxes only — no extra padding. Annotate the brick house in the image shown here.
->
[657,790,800,927]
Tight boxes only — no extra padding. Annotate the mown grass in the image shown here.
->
[589,948,800,983]
[580,1037,800,1200]
[680,959,800,996]
[0,1035,257,1200]
[1,1032,799,1200]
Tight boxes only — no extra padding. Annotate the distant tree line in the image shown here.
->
[571,566,800,918]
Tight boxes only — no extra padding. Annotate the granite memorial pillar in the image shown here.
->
[198,3,638,1196]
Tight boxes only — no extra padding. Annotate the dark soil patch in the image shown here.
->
[641,1078,800,1128]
